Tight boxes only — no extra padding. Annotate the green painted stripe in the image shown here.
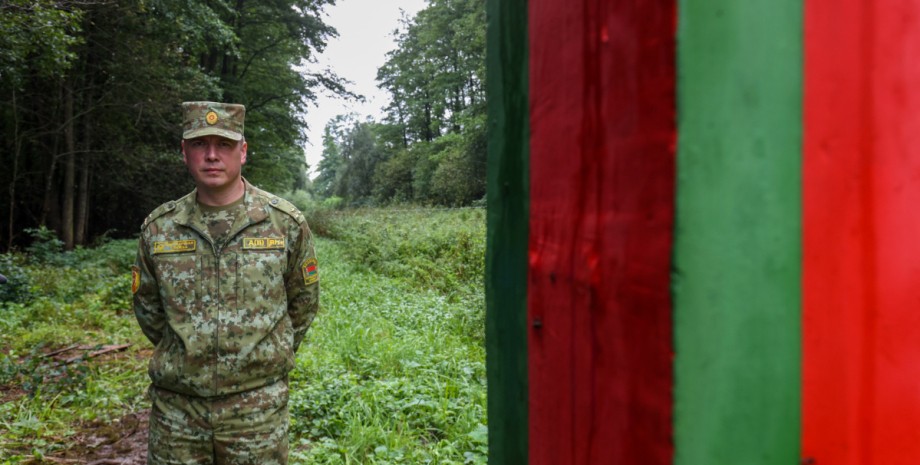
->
[674,1,802,463]
[485,0,528,463]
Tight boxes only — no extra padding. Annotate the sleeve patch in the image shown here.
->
[302,258,319,285]
[131,265,141,294]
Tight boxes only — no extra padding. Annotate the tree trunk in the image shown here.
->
[75,70,94,246]
[41,147,60,226]
[62,82,76,250]
[75,137,90,246]
[7,90,22,251]
[41,84,64,227]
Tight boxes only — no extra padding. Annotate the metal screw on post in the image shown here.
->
[0,273,7,284]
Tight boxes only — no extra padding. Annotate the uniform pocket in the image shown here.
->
[236,249,287,315]
[153,252,200,317]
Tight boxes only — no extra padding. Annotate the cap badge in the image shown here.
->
[205,111,219,125]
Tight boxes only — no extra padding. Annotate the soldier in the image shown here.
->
[132,102,319,464]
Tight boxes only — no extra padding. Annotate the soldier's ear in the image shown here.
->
[181,140,189,165]
[240,141,248,165]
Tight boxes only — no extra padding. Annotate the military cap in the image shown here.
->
[182,101,245,141]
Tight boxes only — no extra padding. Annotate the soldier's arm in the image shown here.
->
[285,221,320,352]
[133,232,166,346]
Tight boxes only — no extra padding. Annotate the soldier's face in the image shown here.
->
[182,135,247,191]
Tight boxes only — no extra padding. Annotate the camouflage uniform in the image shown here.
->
[133,102,319,464]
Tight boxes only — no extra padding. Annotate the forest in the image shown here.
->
[0,0,485,252]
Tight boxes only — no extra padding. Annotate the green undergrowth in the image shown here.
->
[292,206,487,464]
[0,237,149,463]
[0,207,487,464]
[310,207,485,298]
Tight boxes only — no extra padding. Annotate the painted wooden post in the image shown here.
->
[527,0,676,463]
[485,0,529,462]
[804,0,920,463]
[674,0,803,462]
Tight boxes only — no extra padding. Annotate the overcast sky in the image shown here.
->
[302,0,428,178]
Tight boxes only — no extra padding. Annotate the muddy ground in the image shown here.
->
[45,410,149,465]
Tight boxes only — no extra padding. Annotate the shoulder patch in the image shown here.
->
[131,265,141,294]
[302,258,319,285]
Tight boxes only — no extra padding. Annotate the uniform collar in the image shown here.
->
[173,179,270,245]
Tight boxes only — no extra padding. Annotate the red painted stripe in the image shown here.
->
[804,1,920,462]
[527,0,675,463]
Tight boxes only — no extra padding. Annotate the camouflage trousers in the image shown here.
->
[147,379,289,465]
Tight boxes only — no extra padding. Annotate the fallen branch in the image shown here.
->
[27,457,81,464]
[41,344,80,358]
[60,344,132,365]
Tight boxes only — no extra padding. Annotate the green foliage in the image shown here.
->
[0,253,30,304]
[288,214,486,463]
[316,207,486,297]
[23,227,64,264]
[322,196,345,210]
[0,0,84,86]
[314,0,487,208]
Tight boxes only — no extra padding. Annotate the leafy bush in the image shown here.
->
[322,196,345,210]
[280,189,315,214]
[0,253,31,304]
[24,226,65,264]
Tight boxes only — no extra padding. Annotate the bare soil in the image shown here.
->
[45,410,149,465]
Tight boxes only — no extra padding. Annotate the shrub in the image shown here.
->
[0,253,31,304]
[24,226,65,264]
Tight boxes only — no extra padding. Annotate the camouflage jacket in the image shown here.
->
[132,182,319,397]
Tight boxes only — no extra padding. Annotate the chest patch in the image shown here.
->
[153,240,197,254]
[242,237,286,250]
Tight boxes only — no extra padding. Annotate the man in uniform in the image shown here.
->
[132,102,319,464]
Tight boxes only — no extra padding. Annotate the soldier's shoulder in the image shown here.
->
[251,185,306,225]
[141,191,194,230]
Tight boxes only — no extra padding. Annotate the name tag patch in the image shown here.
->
[242,237,286,250]
[153,240,197,254]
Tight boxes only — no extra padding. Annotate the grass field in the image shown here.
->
[0,208,486,464]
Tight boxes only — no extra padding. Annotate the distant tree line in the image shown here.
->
[0,0,347,251]
[313,0,486,207]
